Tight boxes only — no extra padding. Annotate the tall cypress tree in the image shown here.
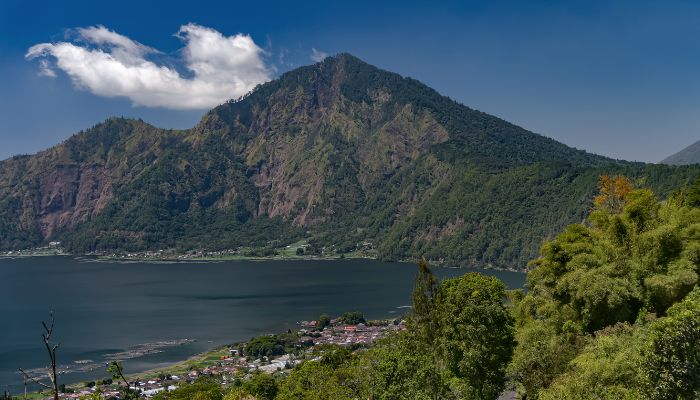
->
[410,257,439,341]
[409,257,442,399]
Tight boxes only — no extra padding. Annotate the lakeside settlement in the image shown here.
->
[20,316,406,399]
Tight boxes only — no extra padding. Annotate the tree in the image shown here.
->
[244,335,287,358]
[538,323,644,400]
[18,312,60,400]
[223,387,255,400]
[509,176,700,398]
[241,373,278,400]
[276,359,354,400]
[318,345,353,369]
[436,273,515,400]
[408,258,442,400]
[507,320,580,399]
[316,314,331,330]
[79,390,107,400]
[640,287,700,400]
[409,258,439,345]
[535,288,700,400]
[152,377,223,400]
[355,333,442,400]
[245,260,517,400]
[593,175,634,213]
[107,361,138,399]
[673,175,700,208]
[339,311,365,325]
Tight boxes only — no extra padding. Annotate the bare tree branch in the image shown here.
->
[17,369,51,390]
[18,312,59,400]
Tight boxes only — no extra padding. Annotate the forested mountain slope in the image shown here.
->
[1,54,698,268]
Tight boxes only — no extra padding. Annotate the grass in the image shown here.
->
[129,348,230,380]
[277,240,309,257]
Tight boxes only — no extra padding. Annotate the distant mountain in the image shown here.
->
[661,139,700,165]
[1,54,698,268]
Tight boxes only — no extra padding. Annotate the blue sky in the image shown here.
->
[1,0,698,162]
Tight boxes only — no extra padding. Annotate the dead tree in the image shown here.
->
[18,312,60,400]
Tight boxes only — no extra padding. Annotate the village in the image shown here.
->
[34,316,406,399]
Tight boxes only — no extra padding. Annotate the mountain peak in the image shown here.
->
[310,52,370,68]
[2,54,693,269]
[323,52,362,63]
[661,139,700,165]
[202,52,603,168]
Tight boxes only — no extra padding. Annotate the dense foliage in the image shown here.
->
[151,377,224,400]
[242,334,300,359]
[337,312,365,325]
[52,178,699,400]
[509,176,700,398]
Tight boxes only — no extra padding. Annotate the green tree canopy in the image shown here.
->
[510,176,700,398]
[436,273,515,399]
[640,286,700,400]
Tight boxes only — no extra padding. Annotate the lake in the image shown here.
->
[0,256,525,392]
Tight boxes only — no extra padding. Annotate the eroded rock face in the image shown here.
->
[0,155,116,241]
[0,117,168,246]
[243,103,449,227]
[228,62,450,228]
[37,164,113,238]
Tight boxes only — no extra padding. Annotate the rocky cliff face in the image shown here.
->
[1,54,698,268]
[194,56,454,226]
[0,149,109,242]
[0,118,174,247]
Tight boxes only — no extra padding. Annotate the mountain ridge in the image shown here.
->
[661,139,700,165]
[1,53,698,268]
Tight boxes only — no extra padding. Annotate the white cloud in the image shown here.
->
[310,48,328,62]
[37,59,56,77]
[26,24,272,110]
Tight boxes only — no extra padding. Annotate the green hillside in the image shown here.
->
[1,54,698,269]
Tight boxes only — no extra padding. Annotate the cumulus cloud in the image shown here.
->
[26,24,272,109]
[310,48,328,62]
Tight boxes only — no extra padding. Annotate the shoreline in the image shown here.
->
[3,259,526,397]
[17,317,406,398]
[0,251,523,272]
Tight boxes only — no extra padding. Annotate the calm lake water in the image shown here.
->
[0,256,525,392]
